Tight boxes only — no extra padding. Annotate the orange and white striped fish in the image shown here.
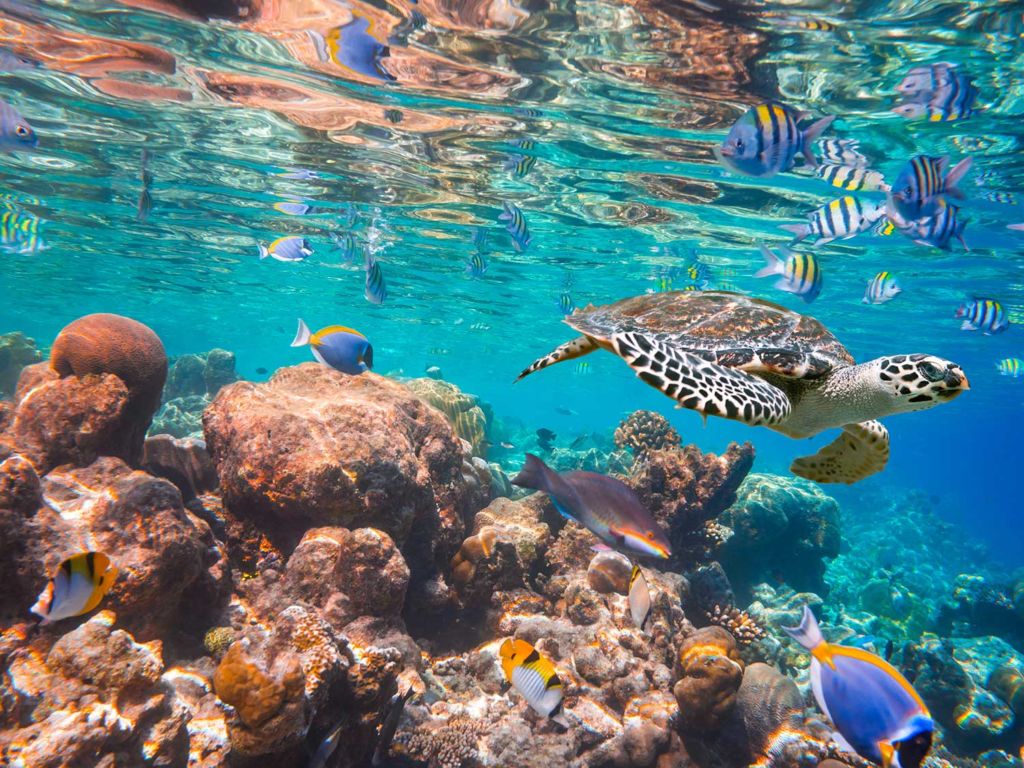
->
[499,638,570,727]
[31,552,118,624]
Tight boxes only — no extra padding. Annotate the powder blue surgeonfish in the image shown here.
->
[291,319,373,375]
[0,98,36,151]
[512,453,671,559]
[783,605,933,768]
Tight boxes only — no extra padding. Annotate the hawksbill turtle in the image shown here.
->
[516,291,969,484]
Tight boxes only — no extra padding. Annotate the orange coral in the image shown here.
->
[213,642,287,727]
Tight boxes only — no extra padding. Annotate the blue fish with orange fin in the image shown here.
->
[784,606,933,768]
[291,319,372,375]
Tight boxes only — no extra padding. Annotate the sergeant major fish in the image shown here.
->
[901,205,968,250]
[499,201,531,251]
[956,298,1008,335]
[715,102,834,178]
[364,252,387,304]
[512,453,671,559]
[31,552,118,624]
[329,230,360,268]
[863,272,902,305]
[754,243,823,303]
[817,138,868,168]
[784,606,933,768]
[504,138,537,178]
[291,319,373,375]
[499,638,570,728]
[815,164,890,192]
[781,196,886,245]
[467,251,488,278]
[997,358,1023,378]
[890,155,972,221]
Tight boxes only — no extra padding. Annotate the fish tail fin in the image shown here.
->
[291,319,312,347]
[258,243,269,260]
[957,231,969,251]
[512,453,552,492]
[779,223,810,243]
[801,115,836,165]
[755,243,784,278]
[782,605,825,651]
[943,157,973,198]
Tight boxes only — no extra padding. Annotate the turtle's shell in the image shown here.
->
[568,290,854,378]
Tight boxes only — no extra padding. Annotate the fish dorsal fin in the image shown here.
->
[311,325,366,345]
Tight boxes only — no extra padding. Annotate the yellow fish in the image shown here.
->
[31,552,118,624]
[499,638,570,727]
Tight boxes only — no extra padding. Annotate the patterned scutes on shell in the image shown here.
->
[567,290,855,379]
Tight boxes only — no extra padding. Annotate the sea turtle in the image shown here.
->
[516,291,969,484]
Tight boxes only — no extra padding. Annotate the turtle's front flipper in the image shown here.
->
[516,336,598,382]
[612,332,791,426]
[791,420,889,484]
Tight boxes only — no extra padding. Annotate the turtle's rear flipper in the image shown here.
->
[791,420,890,484]
[612,332,791,426]
[516,336,597,382]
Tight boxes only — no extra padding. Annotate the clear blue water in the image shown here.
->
[3,0,1023,564]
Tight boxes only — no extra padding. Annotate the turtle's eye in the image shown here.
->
[917,361,943,381]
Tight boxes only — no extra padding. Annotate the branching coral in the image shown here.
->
[614,410,681,458]
[705,603,767,646]
[399,718,481,768]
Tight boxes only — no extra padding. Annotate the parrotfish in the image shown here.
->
[890,155,972,221]
[784,606,934,768]
[715,102,834,178]
[31,552,118,624]
[781,196,886,245]
[291,319,373,374]
[499,638,570,728]
[863,272,902,305]
[512,453,671,559]
[0,98,36,151]
[628,565,652,630]
[956,298,1008,335]
[754,244,823,303]
[259,236,313,262]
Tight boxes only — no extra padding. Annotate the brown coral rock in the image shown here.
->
[673,626,744,732]
[630,442,754,565]
[203,364,487,574]
[614,410,681,458]
[214,640,304,730]
[0,331,42,398]
[50,313,167,464]
[715,662,804,765]
[587,551,633,594]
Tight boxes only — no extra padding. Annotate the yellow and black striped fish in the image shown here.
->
[755,243,823,303]
[815,164,890,192]
[364,253,387,305]
[504,138,537,178]
[863,272,902,305]
[817,138,867,168]
[498,201,531,252]
[31,552,118,624]
[781,196,886,245]
[956,298,1008,335]
[997,358,1023,378]
[1,204,45,253]
[499,638,570,727]
[892,155,971,221]
[717,102,834,178]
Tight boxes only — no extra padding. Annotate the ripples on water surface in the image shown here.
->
[3,0,1023,557]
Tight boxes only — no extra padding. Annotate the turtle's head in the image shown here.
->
[877,354,969,413]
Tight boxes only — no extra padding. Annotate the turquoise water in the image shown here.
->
[2,0,1023,565]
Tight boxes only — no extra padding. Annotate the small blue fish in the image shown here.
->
[364,252,387,305]
[557,291,575,316]
[890,155,972,221]
[467,251,488,278]
[258,236,313,262]
[291,319,372,375]
[896,61,957,95]
[0,98,36,150]
[274,198,314,216]
[574,361,591,375]
[277,168,319,180]
[784,606,933,768]
[893,64,978,122]
[997,358,1023,378]
[755,243,823,303]
[902,205,968,250]
[956,298,1008,335]
[512,453,671,559]
[504,138,537,178]
[715,102,834,178]
[329,230,359,267]
[981,190,1016,205]
[498,201,531,252]
[863,272,902,305]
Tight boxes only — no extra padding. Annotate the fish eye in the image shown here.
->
[15,125,28,137]
[903,185,913,197]
[646,530,655,539]
[735,138,744,150]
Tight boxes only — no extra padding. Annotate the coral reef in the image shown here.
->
[407,376,492,457]
[152,348,241,439]
[718,473,841,597]
[0,331,42,398]
[614,409,681,459]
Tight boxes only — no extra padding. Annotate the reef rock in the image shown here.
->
[164,348,240,400]
[719,473,841,596]
[0,330,42,398]
[49,313,168,464]
[673,626,744,731]
[142,433,217,500]
[204,364,489,578]
[629,442,754,566]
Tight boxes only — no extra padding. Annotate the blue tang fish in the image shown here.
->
[715,102,834,178]
[512,453,671,559]
[0,98,36,150]
[291,319,373,375]
[784,606,933,768]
